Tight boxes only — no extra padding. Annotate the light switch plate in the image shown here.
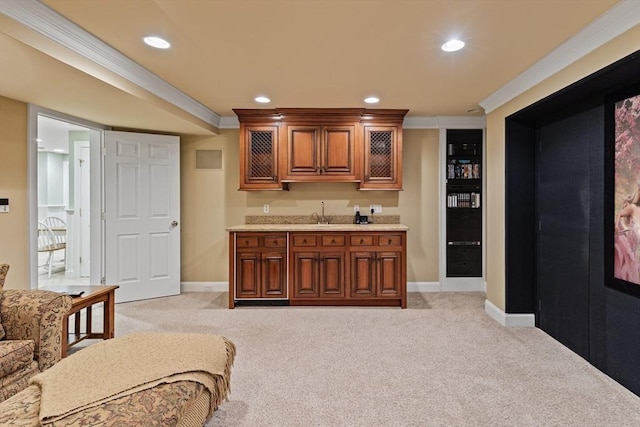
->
[263,204,269,213]
[0,198,8,213]
[354,204,360,213]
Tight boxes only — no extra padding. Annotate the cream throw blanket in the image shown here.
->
[29,332,236,424]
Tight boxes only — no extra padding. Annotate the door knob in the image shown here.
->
[171,221,179,226]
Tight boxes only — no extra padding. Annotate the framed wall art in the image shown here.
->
[606,85,640,298]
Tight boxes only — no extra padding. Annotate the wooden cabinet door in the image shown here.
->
[361,125,402,189]
[377,251,402,297]
[350,251,376,297]
[240,125,281,189]
[322,125,355,176]
[262,251,287,297]
[319,252,345,297]
[236,252,261,298]
[292,252,319,298]
[287,126,320,176]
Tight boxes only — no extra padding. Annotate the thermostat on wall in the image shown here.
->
[0,198,9,213]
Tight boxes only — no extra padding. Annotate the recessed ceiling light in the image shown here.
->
[143,36,171,49]
[441,39,465,52]
[364,96,380,104]
[255,96,271,103]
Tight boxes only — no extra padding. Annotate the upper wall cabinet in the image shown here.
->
[234,108,408,190]
[235,110,285,190]
[283,124,357,182]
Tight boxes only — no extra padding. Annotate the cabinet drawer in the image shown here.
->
[264,235,287,248]
[378,235,402,246]
[350,235,374,246]
[237,236,259,248]
[322,235,345,246]
[292,235,317,247]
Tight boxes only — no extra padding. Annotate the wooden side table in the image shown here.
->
[44,285,119,357]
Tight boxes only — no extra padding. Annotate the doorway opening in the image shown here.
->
[29,106,105,290]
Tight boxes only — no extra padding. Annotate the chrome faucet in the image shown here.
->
[318,201,328,224]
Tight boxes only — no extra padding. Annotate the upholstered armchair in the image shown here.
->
[0,264,72,401]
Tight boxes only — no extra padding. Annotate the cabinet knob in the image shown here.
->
[303,239,307,243]
[331,239,335,243]
[388,239,392,244]
[273,240,277,245]
[244,241,249,245]
[360,239,364,244]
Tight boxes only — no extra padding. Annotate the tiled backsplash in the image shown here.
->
[245,215,400,225]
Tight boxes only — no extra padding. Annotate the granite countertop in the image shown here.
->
[226,223,409,232]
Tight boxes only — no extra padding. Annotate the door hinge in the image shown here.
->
[102,147,106,156]
[101,277,106,285]
[101,212,106,220]
[79,256,82,264]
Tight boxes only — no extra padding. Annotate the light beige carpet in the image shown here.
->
[105,292,640,426]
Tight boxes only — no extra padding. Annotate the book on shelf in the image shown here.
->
[446,159,481,179]
[447,192,481,208]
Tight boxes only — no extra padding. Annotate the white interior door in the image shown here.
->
[104,131,180,303]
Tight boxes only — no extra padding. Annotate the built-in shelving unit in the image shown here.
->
[446,129,483,277]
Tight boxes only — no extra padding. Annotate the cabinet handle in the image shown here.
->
[303,239,307,244]
[388,239,392,244]
[273,240,277,245]
[244,241,249,245]
[360,239,364,244]
[331,239,335,244]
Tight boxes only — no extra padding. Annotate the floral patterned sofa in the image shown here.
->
[0,332,236,426]
[0,264,72,401]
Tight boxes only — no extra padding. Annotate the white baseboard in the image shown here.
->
[484,299,535,328]
[407,282,441,292]
[181,281,489,295]
[442,277,485,292]
[181,281,228,292]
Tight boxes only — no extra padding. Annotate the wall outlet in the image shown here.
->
[370,204,382,213]
[263,204,269,213]
[203,285,214,292]
[354,204,360,213]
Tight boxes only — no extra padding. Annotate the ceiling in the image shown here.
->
[0,0,630,137]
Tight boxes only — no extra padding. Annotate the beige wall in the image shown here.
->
[180,128,441,283]
[485,27,640,311]
[0,96,29,290]
[7,29,636,296]
[0,102,441,290]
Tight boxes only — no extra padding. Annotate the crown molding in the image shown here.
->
[219,115,486,130]
[480,0,640,114]
[403,116,486,129]
[219,116,240,129]
[0,0,221,128]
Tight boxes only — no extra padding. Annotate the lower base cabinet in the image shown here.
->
[231,233,287,306]
[351,251,403,298]
[291,251,346,298]
[229,230,406,308]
